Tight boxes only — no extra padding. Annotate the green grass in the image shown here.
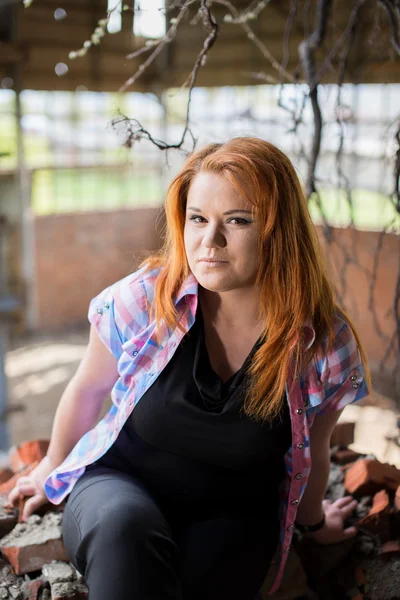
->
[31,168,400,234]
[309,188,400,232]
[32,169,163,215]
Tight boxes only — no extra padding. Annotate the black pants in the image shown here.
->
[62,465,279,600]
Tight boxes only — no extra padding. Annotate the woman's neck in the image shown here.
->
[198,286,263,330]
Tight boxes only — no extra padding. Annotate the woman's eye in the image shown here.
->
[227,218,251,225]
[189,215,206,223]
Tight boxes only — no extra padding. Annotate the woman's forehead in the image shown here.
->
[187,172,254,209]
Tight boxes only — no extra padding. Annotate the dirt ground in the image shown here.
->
[4,329,400,467]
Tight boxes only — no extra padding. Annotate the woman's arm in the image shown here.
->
[46,324,119,465]
[296,409,341,525]
[296,408,357,544]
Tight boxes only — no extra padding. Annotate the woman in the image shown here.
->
[7,137,370,600]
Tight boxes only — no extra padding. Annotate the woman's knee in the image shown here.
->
[93,497,170,546]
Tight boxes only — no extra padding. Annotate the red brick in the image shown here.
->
[356,489,391,541]
[0,462,39,495]
[344,459,400,496]
[380,540,400,556]
[23,576,45,600]
[330,421,355,447]
[332,448,364,465]
[0,513,69,575]
[0,468,13,484]
[9,441,49,473]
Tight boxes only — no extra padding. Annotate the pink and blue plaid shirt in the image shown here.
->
[44,265,368,594]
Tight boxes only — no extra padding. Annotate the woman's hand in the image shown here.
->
[303,496,358,545]
[5,456,56,521]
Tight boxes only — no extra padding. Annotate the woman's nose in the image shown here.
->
[202,225,227,248]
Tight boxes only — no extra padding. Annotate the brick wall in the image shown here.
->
[34,207,165,330]
[33,211,398,394]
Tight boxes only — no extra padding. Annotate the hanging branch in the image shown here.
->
[112,0,218,152]
[378,0,400,53]
[298,0,333,199]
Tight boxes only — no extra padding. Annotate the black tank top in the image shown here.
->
[96,308,292,520]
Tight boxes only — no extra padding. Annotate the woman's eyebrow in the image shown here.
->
[187,207,253,215]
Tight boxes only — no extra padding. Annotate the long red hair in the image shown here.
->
[142,137,371,421]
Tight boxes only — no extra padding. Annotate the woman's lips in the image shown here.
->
[198,258,229,266]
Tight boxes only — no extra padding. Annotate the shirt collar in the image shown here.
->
[175,274,316,351]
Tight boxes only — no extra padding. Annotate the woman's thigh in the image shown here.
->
[62,464,179,577]
[175,513,278,600]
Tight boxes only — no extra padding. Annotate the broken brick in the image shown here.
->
[9,441,49,474]
[22,576,45,600]
[0,469,13,485]
[0,462,39,495]
[356,489,391,541]
[42,562,88,600]
[0,513,68,575]
[51,582,88,600]
[344,459,400,496]
[330,421,355,447]
[380,540,400,557]
[332,448,365,466]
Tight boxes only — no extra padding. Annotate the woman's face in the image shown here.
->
[184,171,261,293]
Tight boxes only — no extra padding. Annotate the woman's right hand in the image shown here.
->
[5,456,56,521]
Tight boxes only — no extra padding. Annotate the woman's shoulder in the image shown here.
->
[302,310,369,413]
[109,263,161,307]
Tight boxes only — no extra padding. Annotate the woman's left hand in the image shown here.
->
[303,496,358,545]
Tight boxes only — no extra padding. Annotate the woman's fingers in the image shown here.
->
[336,496,357,507]
[342,526,357,539]
[21,495,46,522]
[6,481,36,506]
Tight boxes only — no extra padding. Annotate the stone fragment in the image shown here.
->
[41,561,88,600]
[330,421,355,447]
[9,442,49,474]
[344,459,400,496]
[50,582,88,600]
[0,513,68,575]
[42,562,75,584]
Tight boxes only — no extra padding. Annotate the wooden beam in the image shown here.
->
[0,41,26,64]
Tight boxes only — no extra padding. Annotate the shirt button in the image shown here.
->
[291,499,299,505]
[297,443,304,449]
[353,383,360,389]
[104,302,110,309]
[97,308,103,315]
[284,547,290,554]
[132,351,138,356]
[295,473,302,480]
[287,525,294,532]
[296,409,303,415]
[351,373,358,381]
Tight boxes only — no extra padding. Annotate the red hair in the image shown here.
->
[142,137,371,421]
